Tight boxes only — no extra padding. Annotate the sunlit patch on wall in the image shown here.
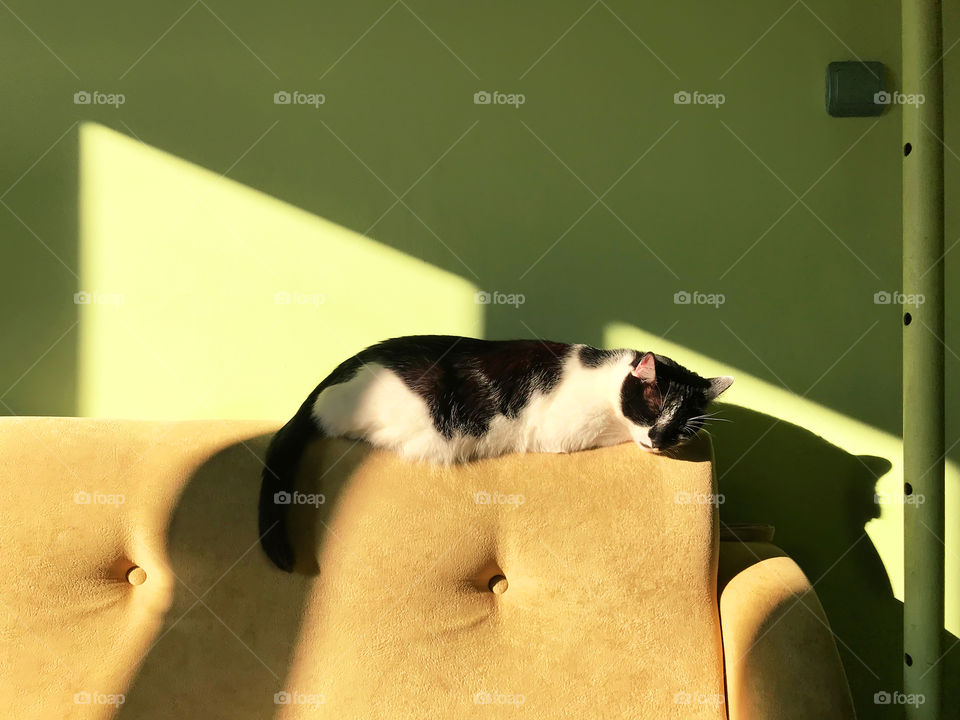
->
[605,321,958,634]
[78,123,481,421]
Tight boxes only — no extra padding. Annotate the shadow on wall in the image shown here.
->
[711,404,958,717]
[0,0,923,444]
[114,405,955,719]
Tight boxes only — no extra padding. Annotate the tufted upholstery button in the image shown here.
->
[3,421,742,719]
[126,565,147,586]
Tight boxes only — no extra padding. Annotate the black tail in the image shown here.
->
[258,406,322,572]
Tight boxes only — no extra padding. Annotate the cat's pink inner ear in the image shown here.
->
[632,352,656,382]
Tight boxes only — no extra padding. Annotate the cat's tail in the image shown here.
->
[258,405,322,573]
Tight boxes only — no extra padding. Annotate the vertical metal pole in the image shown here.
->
[902,0,945,717]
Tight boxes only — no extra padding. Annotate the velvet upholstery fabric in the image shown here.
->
[0,418,852,719]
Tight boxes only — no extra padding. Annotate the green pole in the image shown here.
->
[902,0,945,717]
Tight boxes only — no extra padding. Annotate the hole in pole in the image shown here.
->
[904,482,913,496]
[904,313,912,325]
[904,142,912,156]
[905,653,913,667]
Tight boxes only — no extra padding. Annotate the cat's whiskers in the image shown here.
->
[658,381,673,414]
[687,411,722,421]
[684,413,735,435]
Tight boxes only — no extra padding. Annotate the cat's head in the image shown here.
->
[620,352,733,452]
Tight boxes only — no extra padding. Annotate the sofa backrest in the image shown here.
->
[0,418,724,719]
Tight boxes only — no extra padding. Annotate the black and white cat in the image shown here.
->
[259,335,732,571]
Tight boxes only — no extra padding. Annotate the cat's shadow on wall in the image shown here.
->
[114,406,915,719]
[708,403,907,716]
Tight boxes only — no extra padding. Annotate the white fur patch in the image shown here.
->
[311,363,452,461]
[311,349,643,462]
[508,349,634,454]
[631,426,653,449]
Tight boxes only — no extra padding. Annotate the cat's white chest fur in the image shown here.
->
[310,350,636,463]
[497,352,633,454]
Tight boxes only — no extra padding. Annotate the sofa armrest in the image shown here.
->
[718,541,856,720]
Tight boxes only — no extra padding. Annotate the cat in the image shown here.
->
[258,335,733,572]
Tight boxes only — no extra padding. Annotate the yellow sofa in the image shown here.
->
[0,418,855,719]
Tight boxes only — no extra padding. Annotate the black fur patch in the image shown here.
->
[620,375,658,426]
[258,353,370,572]
[343,336,570,438]
[620,353,714,448]
[578,345,627,368]
[261,335,722,571]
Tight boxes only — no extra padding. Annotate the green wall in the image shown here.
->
[1,1,958,716]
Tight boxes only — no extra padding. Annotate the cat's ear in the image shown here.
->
[631,352,657,383]
[706,375,734,399]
